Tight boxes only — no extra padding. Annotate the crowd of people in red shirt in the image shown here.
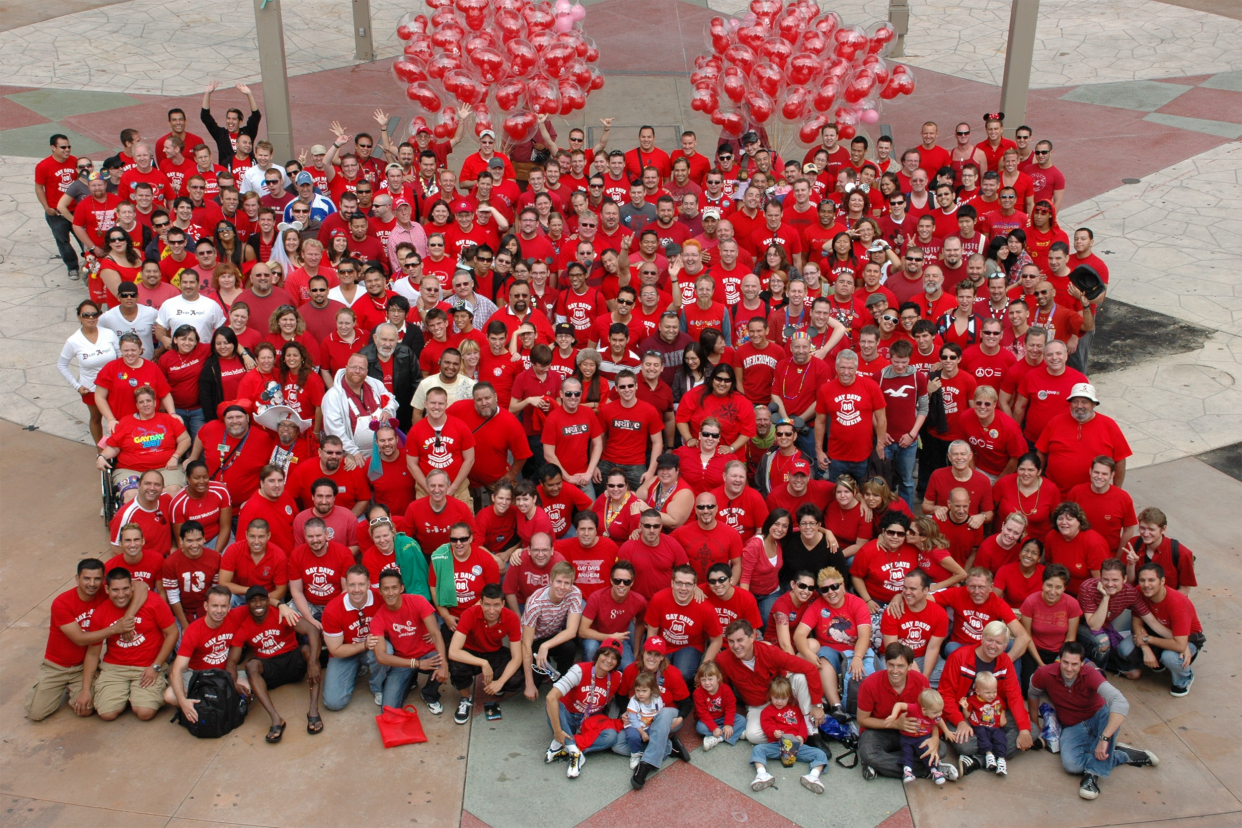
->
[33,88,1201,799]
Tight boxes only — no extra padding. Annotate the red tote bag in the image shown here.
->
[376,705,429,748]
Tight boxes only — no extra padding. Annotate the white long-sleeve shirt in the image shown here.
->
[58,328,120,392]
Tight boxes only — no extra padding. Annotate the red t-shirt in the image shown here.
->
[704,585,763,632]
[771,356,833,418]
[851,540,921,603]
[320,589,381,645]
[736,340,784,406]
[711,485,769,543]
[961,345,1016,386]
[644,588,723,651]
[1044,528,1111,594]
[110,496,174,557]
[880,600,949,658]
[166,483,231,542]
[403,497,475,555]
[447,401,531,487]
[36,154,78,210]
[287,541,355,605]
[936,585,1017,646]
[501,553,565,605]
[800,593,872,652]
[671,522,743,584]
[177,608,245,671]
[957,409,1026,477]
[368,455,417,517]
[554,536,619,599]
[430,546,500,617]
[406,414,477,484]
[1145,588,1202,637]
[287,461,373,512]
[96,358,172,421]
[455,603,522,652]
[856,669,930,730]
[540,407,602,477]
[991,474,1062,541]
[816,376,886,463]
[538,483,594,539]
[1036,413,1132,494]
[1021,591,1083,652]
[583,587,648,635]
[617,536,691,600]
[93,595,176,667]
[373,593,438,659]
[232,605,299,658]
[219,541,289,592]
[161,548,222,619]
[474,504,517,552]
[1065,484,1136,554]
[994,562,1045,608]
[924,468,995,514]
[238,491,298,554]
[105,412,187,471]
[45,588,105,667]
[1016,365,1089,441]
[596,399,662,466]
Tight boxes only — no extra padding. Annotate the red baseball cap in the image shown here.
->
[452,199,473,214]
[790,459,811,475]
[643,636,667,655]
[392,198,411,211]
[600,638,624,655]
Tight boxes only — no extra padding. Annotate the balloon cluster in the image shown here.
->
[691,1,914,147]
[393,0,604,146]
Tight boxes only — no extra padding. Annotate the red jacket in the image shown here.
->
[715,639,824,707]
[938,645,1031,730]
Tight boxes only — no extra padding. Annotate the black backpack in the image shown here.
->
[173,669,248,738]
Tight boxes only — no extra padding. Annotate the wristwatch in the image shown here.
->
[152,664,165,673]
[1141,635,1150,645]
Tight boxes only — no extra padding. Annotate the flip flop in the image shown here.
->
[265,721,287,743]
[307,715,324,735]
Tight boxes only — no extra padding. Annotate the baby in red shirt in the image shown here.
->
[749,676,829,795]
[959,671,1009,774]
[886,688,954,785]
[693,660,746,749]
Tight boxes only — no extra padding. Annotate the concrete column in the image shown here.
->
[353,0,374,62]
[888,1,911,59]
[999,0,1040,138]
[253,0,295,160]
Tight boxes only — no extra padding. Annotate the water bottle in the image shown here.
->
[1039,702,1061,753]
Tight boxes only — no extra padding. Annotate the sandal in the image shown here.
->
[307,714,324,735]
[265,721,287,743]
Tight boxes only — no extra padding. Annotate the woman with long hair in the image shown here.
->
[573,348,608,411]
[277,341,326,434]
[205,263,245,315]
[265,304,322,368]
[157,324,211,442]
[670,341,707,406]
[823,231,860,284]
[740,508,791,629]
[908,516,968,591]
[199,326,254,422]
[58,299,119,444]
[96,228,143,304]
[214,220,246,268]
[675,363,756,455]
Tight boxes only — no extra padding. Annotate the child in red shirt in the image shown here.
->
[749,676,829,795]
[885,688,953,785]
[693,660,745,748]
[959,671,1009,774]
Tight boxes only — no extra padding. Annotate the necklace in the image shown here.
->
[604,492,631,532]
[779,360,812,404]
[1016,480,1041,516]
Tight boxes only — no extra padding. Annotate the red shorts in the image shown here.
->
[81,391,96,406]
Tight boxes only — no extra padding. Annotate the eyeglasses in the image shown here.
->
[982,330,1001,336]
[369,517,393,526]
[449,536,471,544]
[1035,289,1052,296]
[880,315,899,323]
[152,221,170,229]
[476,256,493,263]
[79,311,100,319]
[818,583,843,593]
[905,257,924,263]
[309,287,328,293]
[696,503,718,510]
[563,391,581,398]
[793,582,815,591]
[640,523,662,530]
[1000,194,1017,199]
[605,482,627,489]
[108,237,127,244]
[1033,150,1050,156]
[611,577,633,585]
[884,529,908,537]
[616,383,636,390]
[579,223,597,228]
[56,144,71,150]
[941,354,959,361]
[700,431,720,439]
[266,180,281,186]
[402,262,421,270]
[707,576,729,585]
[975,400,994,408]
[338,268,356,276]
[428,242,444,247]
[588,183,603,188]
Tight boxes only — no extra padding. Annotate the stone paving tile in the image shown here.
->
[1143,111,1242,138]
[1199,69,1242,90]
[1059,79,1192,111]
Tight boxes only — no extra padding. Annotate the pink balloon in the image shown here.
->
[860,108,880,124]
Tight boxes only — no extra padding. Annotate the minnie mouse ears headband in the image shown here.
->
[984,112,1005,123]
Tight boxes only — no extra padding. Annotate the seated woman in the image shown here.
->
[96,385,190,500]
[824,475,873,562]
[793,565,873,724]
[1017,563,1081,693]
[674,417,731,495]
[908,517,968,592]
[636,453,695,531]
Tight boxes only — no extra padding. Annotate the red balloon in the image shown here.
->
[691,66,721,87]
[721,71,747,103]
[844,72,875,103]
[426,53,462,80]
[879,79,900,100]
[557,80,584,116]
[813,13,839,39]
[468,46,506,84]
[523,5,556,33]
[432,26,465,54]
[442,68,471,96]
[779,86,810,122]
[736,23,769,52]
[892,62,911,75]
[494,9,524,41]
[503,110,538,143]
[584,45,600,63]
[587,67,605,91]
[744,88,774,123]
[566,57,593,87]
[396,14,428,41]
[495,79,526,111]
[711,111,746,138]
[526,77,561,115]
[505,39,539,76]
[799,31,827,57]
[837,123,856,139]
[473,104,494,137]
[898,74,915,95]
[425,0,452,8]
[403,35,434,63]
[776,12,804,45]
[812,80,839,112]
[690,85,718,113]
[863,55,890,86]
[799,114,829,144]
[393,58,427,84]
[749,0,782,27]
[405,82,443,111]
[824,57,851,82]
[786,52,818,85]
[430,7,458,27]
[558,31,589,58]
[760,38,793,70]
[751,62,783,97]
[542,43,575,76]
[722,44,757,74]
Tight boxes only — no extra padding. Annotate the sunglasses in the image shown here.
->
[1033,150,1050,156]
[905,257,924,263]
[956,131,971,136]
[611,577,633,585]
[707,576,729,585]
[606,482,627,489]
[616,383,636,390]
[79,311,100,319]
[818,583,843,593]
[793,582,815,591]
[700,431,720,439]
[640,523,662,530]
[696,504,718,511]
[449,536,471,543]
[881,315,899,323]
[563,391,581,398]
[884,529,908,537]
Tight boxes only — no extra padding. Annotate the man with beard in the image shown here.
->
[360,323,417,430]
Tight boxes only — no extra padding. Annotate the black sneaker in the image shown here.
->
[806,732,833,759]
[670,734,692,762]
[1115,742,1159,767]
[959,754,984,776]
[1079,772,1100,800]
[631,761,652,790]
[861,764,878,781]
[1170,675,1194,697]
[454,697,472,725]
[830,703,850,724]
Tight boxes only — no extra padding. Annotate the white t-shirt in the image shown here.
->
[157,295,225,343]
[58,328,119,391]
[99,305,159,359]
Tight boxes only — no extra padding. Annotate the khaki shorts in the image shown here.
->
[24,660,85,721]
[93,663,167,714]
[112,467,187,491]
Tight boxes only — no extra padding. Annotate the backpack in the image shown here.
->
[172,669,248,738]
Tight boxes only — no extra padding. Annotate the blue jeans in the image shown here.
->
[1117,637,1198,686]
[697,713,747,745]
[668,646,703,686]
[749,739,829,769]
[1058,705,1127,779]
[323,649,386,710]
[828,458,869,483]
[884,442,918,510]
[581,627,636,670]
[46,213,79,273]
[381,663,442,709]
[818,646,876,703]
[548,702,648,759]
[755,589,781,632]
[176,406,205,445]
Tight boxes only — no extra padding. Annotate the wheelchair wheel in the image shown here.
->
[101,466,120,527]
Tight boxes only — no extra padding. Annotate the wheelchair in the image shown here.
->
[100,460,122,527]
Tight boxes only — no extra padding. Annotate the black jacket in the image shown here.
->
[361,343,418,431]
[200,107,262,166]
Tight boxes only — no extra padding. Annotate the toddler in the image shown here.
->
[885,688,953,785]
[749,676,829,794]
[693,660,746,749]
[960,671,1009,774]
[625,672,665,769]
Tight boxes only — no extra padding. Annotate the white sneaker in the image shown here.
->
[454,697,473,725]
[702,735,723,751]
[630,752,644,769]
[751,773,775,792]
[426,699,443,715]
[545,744,569,763]
[373,691,383,706]
[800,774,825,794]
[567,748,585,778]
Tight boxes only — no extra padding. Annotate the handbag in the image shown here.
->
[376,704,429,748]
